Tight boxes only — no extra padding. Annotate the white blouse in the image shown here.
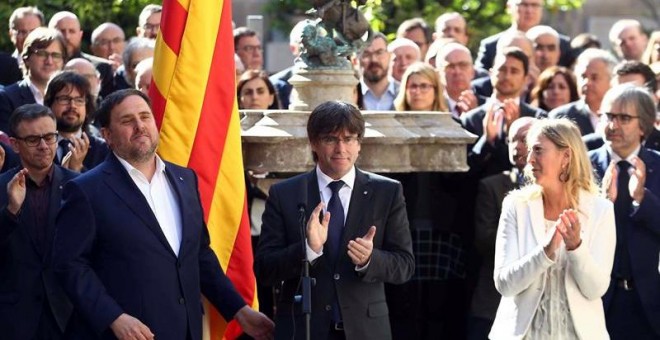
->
[524,219,578,340]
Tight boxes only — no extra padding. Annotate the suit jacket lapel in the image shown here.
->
[163,165,188,257]
[103,155,176,257]
[593,147,611,179]
[342,169,372,255]
[528,195,546,246]
[43,166,65,260]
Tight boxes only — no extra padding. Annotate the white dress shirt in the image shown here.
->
[116,154,183,256]
[306,166,356,262]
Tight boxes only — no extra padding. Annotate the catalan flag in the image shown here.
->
[150,0,256,338]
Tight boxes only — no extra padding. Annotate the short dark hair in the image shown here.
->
[233,27,258,50]
[9,104,56,137]
[21,27,68,64]
[237,70,280,109]
[307,101,364,161]
[96,89,151,128]
[396,18,432,44]
[496,46,530,75]
[613,60,658,93]
[44,71,96,127]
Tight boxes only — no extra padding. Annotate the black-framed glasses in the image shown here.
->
[13,132,59,147]
[604,112,639,124]
[32,50,64,61]
[55,95,87,106]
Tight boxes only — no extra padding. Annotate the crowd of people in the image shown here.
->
[1,0,660,339]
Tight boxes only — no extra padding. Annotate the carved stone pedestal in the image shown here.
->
[288,67,358,111]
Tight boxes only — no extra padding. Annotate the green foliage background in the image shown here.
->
[0,0,157,52]
[265,0,585,52]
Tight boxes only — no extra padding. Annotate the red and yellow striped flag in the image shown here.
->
[150,0,256,338]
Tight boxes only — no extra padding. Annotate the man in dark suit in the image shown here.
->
[462,47,546,178]
[0,53,22,86]
[475,0,572,71]
[549,48,618,136]
[0,28,67,133]
[255,101,414,340]
[0,104,77,339]
[51,89,274,340]
[44,71,109,172]
[467,117,534,339]
[589,84,660,339]
[436,42,484,121]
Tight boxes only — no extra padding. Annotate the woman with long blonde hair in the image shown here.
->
[490,118,615,339]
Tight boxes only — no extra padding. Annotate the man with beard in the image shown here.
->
[44,71,109,172]
[52,89,274,340]
[359,33,399,110]
[0,104,77,339]
[462,47,546,178]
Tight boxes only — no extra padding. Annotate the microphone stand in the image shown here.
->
[298,205,314,340]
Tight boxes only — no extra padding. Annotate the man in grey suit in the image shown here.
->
[255,101,414,340]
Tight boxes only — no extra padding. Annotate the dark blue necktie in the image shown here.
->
[57,139,72,164]
[614,160,632,279]
[326,180,345,264]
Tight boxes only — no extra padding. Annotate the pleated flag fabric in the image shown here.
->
[150,0,256,338]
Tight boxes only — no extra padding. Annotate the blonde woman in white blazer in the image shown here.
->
[490,119,616,340]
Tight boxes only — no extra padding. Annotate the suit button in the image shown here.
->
[325,305,332,311]
[333,273,340,280]
[179,297,185,304]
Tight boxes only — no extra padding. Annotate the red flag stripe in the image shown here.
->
[160,0,188,56]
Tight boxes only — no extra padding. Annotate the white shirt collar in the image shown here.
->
[608,144,642,164]
[25,78,44,105]
[115,153,166,181]
[316,165,356,190]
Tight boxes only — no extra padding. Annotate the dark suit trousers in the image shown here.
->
[606,284,657,340]
[36,299,64,340]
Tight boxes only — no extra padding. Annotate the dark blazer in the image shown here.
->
[0,165,77,339]
[471,169,522,320]
[53,134,110,172]
[0,53,22,87]
[1,142,20,173]
[584,128,660,152]
[270,67,294,110]
[254,168,414,340]
[0,79,36,133]
[590,146,660,337]
[475,30,572,71]
[644,128,660,152]
[52,154,246,340]
[461,102,546,178]
[548,99,595,136]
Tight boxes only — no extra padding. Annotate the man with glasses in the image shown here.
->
[136,4,162,40]
[549,48,618,136]
[0,103,78,339]
[437,42,483,121]
[90,22,126,73]
[2,7,44,86]
[359,32,399,110]
[44,72,109,172]
[0,28,67,134]
[255,100,413,340]
[475,0,572,71]
[234,27,264,71]
[589,84,660,340]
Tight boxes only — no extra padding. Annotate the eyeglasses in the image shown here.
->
[55,96,87,106]
[319,135,360,146]
[14,132,59,147]
[142,23,160,31]
[239,45,262,53]
[94,37,124,46]
[360,49,387,60]
[32,50,64,61]
[407,83,435,92]
[604,112,639,124]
